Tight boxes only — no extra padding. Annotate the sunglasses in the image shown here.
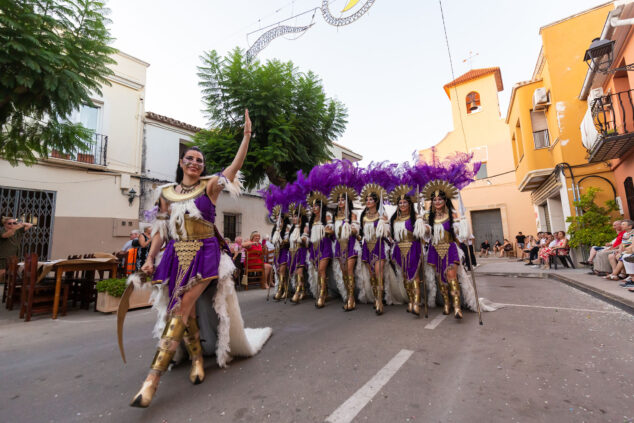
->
[6,222,17,226]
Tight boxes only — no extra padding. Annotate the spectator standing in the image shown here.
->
[515,232,526,258]
[0,217,33,281]
[133,226,152,270]
[479,239,490,257]
[119,230,140,254]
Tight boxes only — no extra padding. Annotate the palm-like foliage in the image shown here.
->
[0,0,117,165]
[194,48,348,189]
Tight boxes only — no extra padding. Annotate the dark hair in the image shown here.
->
[337,194,355,222]
[290,213,308,236]
[390,196,416,236]
[359,192,380,238]
[429,190,456,242]
[270,215,290,240]
[175,146,207,183]
[309,200,328,233]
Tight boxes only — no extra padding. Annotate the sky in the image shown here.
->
[107,0,607,164]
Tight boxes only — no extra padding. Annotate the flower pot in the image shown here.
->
[77,153,95,164]
[96,287,152,313]
[51,150,70,160]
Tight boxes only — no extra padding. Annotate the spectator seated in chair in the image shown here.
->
[493,240,502,254]
[521,235,535,262]
[499,239,513,258]
[242,231,272,288]
[0,216,33,283]
[604,220,634,281]
[592,221,626,275]
[538,234,557,269]
[552,231,573,268]
[479,239,491,257]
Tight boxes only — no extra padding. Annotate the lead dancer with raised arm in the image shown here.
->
[128,110,271,408]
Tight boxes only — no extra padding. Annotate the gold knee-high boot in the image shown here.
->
[412,280,421,316]
[404,280,413,313]
[439,282,450,315]
[448,279,463,319]
[184,317,205,385]
[370,275,378,309]
[130,316,186,408]
[316,275,327,308]
[291,272,305,303]
[375,274,384,315]
[274,273,286,301]
[344,274,356,311]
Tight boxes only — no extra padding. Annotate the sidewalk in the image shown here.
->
[474,256,634,313]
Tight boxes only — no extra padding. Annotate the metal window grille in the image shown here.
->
[533,130,550,149]
[223,213,242,241]
[0,186,56,260]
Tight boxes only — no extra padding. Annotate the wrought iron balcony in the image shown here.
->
[590,89,634,162]
[50,133,108,166]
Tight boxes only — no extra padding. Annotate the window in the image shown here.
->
[530,110,549,149]
[466,91,481,114]
[223,213,242,241]
[69,103,100,132]
[475,162,487,179]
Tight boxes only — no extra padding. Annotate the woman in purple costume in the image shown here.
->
[130,110,271,407]
[288,203,310,303]
[271,212,291,301]
[389,185,424,316]
[307,192,334,308]
[424,182,464,319]
[332,189,360,311]
[359,187,390,315]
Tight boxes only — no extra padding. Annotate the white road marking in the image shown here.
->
[496,303,624,315]
[325,349,414,423]
[424,313,448,329]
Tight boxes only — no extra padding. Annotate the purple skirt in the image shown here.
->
[154,237,220,313]
[427,242,460,283]
[276,248,289,269]
[309,237,333,264]
[334,237,358,262]
[289,247,308,274]
[361,238,388,264]
[392,241,422,281]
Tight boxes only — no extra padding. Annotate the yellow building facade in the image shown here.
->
[506,3,617,235]
[420,68,536,248]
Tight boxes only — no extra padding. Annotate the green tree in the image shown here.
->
[566,187,620,248]
[194,48,348,189]
[0,0,117,165]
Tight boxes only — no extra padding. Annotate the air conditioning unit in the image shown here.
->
[532,88,550,110]
[588,87,604,104]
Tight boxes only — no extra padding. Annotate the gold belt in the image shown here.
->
[182,216,215,240]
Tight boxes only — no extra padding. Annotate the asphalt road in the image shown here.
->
[1,275,633,423]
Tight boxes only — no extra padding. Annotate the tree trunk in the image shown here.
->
[265,165,287,187]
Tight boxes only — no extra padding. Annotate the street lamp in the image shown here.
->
[128,188,137,206]
[583,38,615,73]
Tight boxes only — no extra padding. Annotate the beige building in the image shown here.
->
[419,67,536,247]
[0,51,148,259]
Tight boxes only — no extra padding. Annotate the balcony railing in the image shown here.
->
[590,89,634,162]
[50,133,108,166]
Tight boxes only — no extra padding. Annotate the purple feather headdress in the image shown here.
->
[416,148,481,200]
[305,162,339,206]
[328,159,362,204]
[284,171,309,215]
[358,161,400,205]
[260,183,287,217]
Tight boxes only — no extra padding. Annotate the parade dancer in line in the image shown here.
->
[389,184,425,316]
[358,163,399,315]
[304,164,337,308]
[330,160,363,311]
[264,186,291,301]
[288,201,310,304]
[125,111,271,408]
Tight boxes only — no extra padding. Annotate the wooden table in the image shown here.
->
[48,258,118,319]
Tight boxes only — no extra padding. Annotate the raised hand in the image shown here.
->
[244,109,252,137]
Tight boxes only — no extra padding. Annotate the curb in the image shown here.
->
[477,271,634,316]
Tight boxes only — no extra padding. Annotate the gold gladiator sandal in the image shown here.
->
[345,274,356,311]
[291,273,305,304]
[448,279,463,319]
[315,275,327,308]
[184,318,205,385]
[130,316,186,408]
[274,273,286,301]
[412,280,421,317]
[375,275,384,315]
[439,282,450,315]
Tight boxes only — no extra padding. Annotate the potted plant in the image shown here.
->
[51,150,70,160]
[77,153,95,164]
[96,278,152,313]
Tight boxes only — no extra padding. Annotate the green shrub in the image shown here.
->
[566,187,620,248]
[96,278,127,297]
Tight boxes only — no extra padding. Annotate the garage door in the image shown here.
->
[471,209,504,249]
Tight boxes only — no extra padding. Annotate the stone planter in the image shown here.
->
[96,288,152,313]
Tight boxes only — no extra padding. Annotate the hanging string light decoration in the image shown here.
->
[245,0,377,61]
